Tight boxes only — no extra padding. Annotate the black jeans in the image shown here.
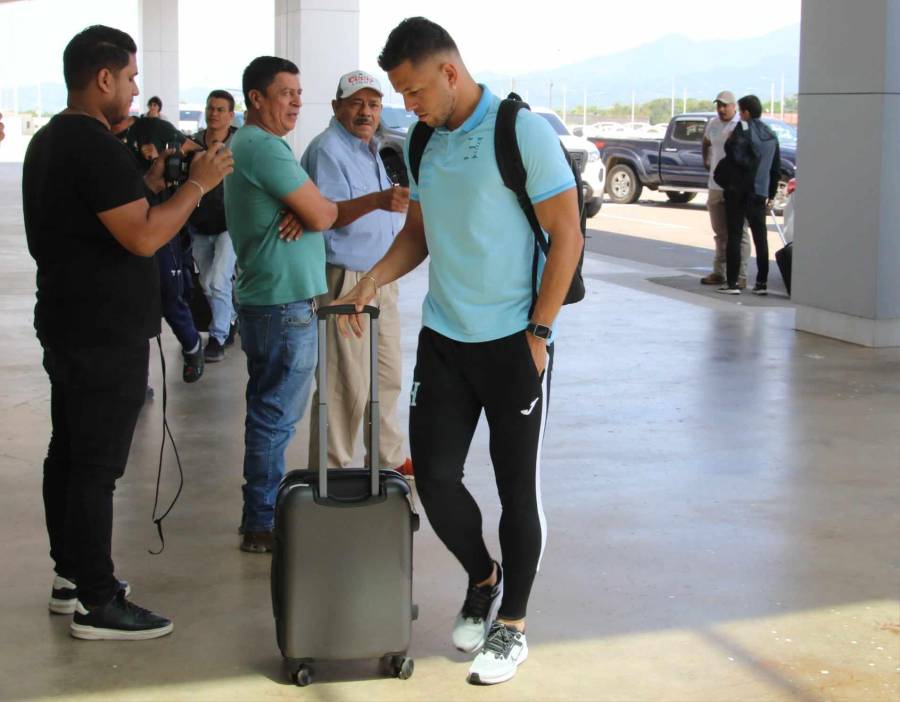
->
[725,191,769,287]
[41,342,148,606]
[409,328,553,620]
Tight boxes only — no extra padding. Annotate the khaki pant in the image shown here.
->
[708,189,750,280]
[307,264,405,470]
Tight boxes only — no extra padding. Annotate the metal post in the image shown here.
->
[317,318,328,499]
[583,88,587,130]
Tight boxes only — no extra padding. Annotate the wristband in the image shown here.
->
[361,274,378,289]
[186,179,205,205]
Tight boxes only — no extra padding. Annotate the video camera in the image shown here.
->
[163,136,205,188]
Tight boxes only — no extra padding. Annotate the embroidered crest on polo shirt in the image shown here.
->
[464,136,484,160]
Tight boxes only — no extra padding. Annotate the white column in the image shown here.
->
[794,0,900,346]
[275,0,360,156]
[138,0,180,123]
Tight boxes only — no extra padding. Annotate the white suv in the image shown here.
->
[532,107,605,217]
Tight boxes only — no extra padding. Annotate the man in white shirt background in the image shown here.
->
[701,90,750,287]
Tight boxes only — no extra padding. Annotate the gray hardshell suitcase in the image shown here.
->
[271,304,419,687]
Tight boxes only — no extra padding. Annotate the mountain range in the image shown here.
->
[476,23,800,110]
[1,23,800,115]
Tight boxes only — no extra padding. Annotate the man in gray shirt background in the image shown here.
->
[301,70,412,475]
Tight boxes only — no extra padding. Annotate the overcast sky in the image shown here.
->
[0,0,801,103]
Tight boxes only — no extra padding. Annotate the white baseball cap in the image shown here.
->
[336,70,383,100]
[714,90,736,105]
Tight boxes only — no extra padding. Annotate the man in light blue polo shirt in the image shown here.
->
[301,70,411,476]
[335,18,583,685]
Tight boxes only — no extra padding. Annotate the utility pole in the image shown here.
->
[780,73,785,120]
[583,88,587,131]
[671,78,675,117]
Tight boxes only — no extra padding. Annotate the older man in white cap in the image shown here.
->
[301,70,412,476]
[701,90,750,287]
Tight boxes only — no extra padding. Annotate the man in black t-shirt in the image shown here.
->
[22,25,232,641]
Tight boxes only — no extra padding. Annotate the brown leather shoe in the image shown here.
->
[737,277,748,290]
[240,530,273,553]
[701,273,724,285]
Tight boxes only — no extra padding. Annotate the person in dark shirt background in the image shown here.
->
[22,25,232,640]
[112,112,206,382]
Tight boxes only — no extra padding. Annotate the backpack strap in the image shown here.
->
[408,121,435,186]
[495,96,550,258]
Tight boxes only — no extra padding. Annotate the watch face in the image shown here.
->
[529,323,551,339]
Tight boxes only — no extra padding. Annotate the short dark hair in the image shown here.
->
[738,95,763,119]
[63,25,136,91]
[148,96,162,109]
[242,56,299,106]
[377,17,458,72]
[207,89,235,112]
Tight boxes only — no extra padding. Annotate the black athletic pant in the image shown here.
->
[725,190,769,287]
[41,343,148,607]
[409,327,552,620]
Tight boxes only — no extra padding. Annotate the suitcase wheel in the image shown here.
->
[412,513,420,532]
[383,655,415,680]
[290,664,313,687]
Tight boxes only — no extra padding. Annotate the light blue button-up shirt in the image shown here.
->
[301,117,404,272]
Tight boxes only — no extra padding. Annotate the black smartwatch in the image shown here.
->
[526,322,552,340]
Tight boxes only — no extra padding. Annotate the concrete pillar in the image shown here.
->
[794,0,900,346]
[274,0,360,156]
[137,0,180,124]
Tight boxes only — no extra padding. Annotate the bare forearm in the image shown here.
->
[137,185,202,255]
[530,230,582,326]
[333,192,380,228]
[368,226,428,286]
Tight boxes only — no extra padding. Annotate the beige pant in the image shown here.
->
[307,265,405,469]
[708,189,750,279]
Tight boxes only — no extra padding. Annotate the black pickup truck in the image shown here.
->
[590,113,797,208]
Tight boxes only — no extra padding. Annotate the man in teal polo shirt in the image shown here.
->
[336,18,583,685]
[225,56,338,553]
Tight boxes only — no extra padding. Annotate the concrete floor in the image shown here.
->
[0,162,898,701]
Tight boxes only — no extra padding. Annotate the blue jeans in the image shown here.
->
[156,236,200,352]
[189,225,237,344]
[239,299,317,532]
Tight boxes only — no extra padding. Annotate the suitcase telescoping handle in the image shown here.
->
[316,304,381,500]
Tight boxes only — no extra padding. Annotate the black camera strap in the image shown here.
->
[148,335,185,555]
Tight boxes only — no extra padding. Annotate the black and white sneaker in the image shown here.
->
[467,622,529,685]
[716,284,741,295]
[204,336,225,362]
[452,562,503,653]
[49,575,130,615]
[70,590,173,640]
[752,283,768,296]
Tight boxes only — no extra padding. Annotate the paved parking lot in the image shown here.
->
[586,190,790,298]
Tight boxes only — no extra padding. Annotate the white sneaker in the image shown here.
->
[50,575,130,615]
[452,562,503,653]
[467,622,529,685]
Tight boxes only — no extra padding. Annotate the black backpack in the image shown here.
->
[407,92,586,307]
